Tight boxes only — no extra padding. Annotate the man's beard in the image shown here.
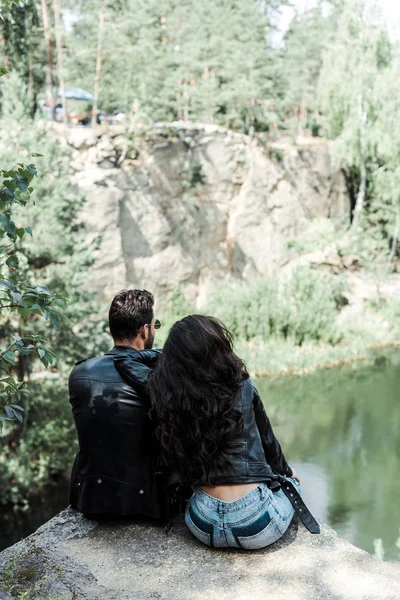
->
[145,331,154,349]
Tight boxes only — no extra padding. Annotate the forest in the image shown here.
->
[0,0,400,518]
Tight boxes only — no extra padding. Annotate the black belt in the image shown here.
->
[276,477,320,534]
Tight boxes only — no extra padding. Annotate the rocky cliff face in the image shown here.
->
[68,123,350,304]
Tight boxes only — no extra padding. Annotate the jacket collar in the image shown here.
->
[104,345,142,356]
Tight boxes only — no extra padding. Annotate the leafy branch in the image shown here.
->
[0,160,66,431]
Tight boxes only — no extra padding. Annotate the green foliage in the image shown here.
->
[0,74,108,507]
[158,269,400,380]
[0,0,44,97]
[286,219,340,254]
[64,0,288,131]
[318,1,390,139]
[179,162,205,189]
[367,51,400,256]
[157,285,195,346]
[282,4,337,131]
[318,0,394,235]
[369,295,400,326]
[0,154,66,431]
[203,267,344,345]
[0,378,77,506]
[1,69,34,119]
[269,148,283,163]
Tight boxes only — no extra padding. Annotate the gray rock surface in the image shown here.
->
[66,123,350,304]
[1,507,400,600]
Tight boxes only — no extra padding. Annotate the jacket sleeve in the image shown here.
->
[252,382,293,477]
[113,349,162,398]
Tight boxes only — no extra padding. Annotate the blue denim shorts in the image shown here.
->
[185,478,300,549]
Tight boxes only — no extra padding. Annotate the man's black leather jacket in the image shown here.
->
[69,346,165,518]
[114,353,320,534]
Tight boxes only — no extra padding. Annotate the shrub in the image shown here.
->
[204,267,344,345]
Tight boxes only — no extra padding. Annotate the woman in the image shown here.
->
[115,315,319,548]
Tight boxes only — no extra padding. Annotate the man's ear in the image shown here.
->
[138,324,148,341]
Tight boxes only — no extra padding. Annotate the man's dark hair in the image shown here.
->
[109,289,154,341]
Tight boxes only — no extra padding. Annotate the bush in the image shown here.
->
[157,285,195,346]
[204,267,344,346]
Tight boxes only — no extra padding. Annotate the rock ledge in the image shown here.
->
[1,508,400,600]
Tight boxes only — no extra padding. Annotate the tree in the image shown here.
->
[40,0,55,107]
[318,0,391,228]
[282,2,339,135]
[91,0,106,130]
[0,162,65,429]
[0,75,66,431]
[0,73,108,506]
[52,0,67,122]
[368,48,400,263]
[0,0,47,110]
[64,0,289,131]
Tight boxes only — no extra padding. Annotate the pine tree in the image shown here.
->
[64,0,288,131]
[0,0,46,109]
[282,2,339,134]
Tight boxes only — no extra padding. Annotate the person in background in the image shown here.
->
[69,289,164,519]
[116,314,319,548]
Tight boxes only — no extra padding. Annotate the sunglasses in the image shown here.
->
[146,319,162,330]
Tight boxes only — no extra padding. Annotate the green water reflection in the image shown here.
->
[255,350,400,563]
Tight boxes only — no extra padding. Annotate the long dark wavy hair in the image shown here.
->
[149,315,249,485]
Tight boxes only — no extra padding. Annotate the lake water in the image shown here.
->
[254,350,400,563]
[0,480,69,552]
[1,351,399,561]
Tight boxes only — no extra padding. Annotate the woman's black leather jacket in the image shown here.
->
[210,376,293,483]
[114,353,320,534]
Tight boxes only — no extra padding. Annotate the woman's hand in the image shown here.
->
[291,468,300,484]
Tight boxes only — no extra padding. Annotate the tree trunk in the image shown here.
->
[352,161,366,228]
[40,0,54,109]
[92,2,106,132]
[52,0,67,126]
[27,55,34,100]
[176,91,182,121]
[351,94,368,229]
[389,210,400,266]
[389,226,399,265]
[299,58,309,136]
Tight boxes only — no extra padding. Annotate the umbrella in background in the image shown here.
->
[57,88,94,102]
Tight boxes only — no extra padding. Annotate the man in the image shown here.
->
[69,289,164,518]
